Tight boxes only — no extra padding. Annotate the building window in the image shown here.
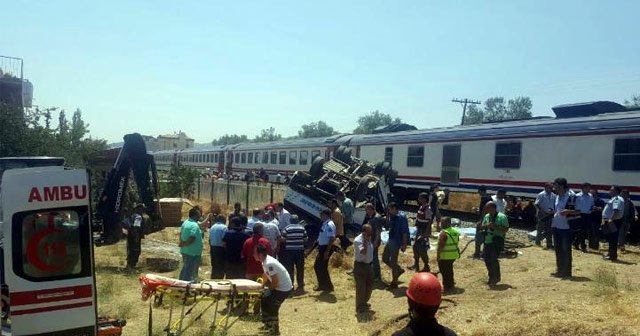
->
[279,151,286,165]
[300,151,309,165]
[407,146,424,167]
[241,152,246,164]
[214,153,219,163]
[248,152,253,163]
[494,142,521,169]
[263,151,269,164]
[311,150,321,160]
[384,147,393,166]
[270,152,277,164]
[613,138,640,171]
[235,153,240,164]
[289,151,297,165]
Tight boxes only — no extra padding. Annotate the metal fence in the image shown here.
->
[193,178,288,210]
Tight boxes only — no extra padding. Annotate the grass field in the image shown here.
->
[94,220,640,336]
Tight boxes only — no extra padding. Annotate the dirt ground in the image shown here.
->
[94,223,640,336]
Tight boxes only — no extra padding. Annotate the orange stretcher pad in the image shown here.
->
[138,274,265,336]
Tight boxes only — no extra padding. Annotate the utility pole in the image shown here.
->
[452,98,481,125]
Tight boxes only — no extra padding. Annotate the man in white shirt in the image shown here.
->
[602,186,624,261]
[491,189,508,214]
[254,243,292,335]
[314,209,336,292]
[262,211,281,256]
[551,178,579,279]
[534,183,556,248]
[353,224,374,314]
[275,202,291,231]
[574,183,595,252]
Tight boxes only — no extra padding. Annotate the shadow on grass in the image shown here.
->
[489,284,514,291]
[611,259,637,266]
[566,276,591,282]
[389,286,409,298]
[443,287,465,295]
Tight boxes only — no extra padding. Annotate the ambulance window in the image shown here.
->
[12,207,91,281]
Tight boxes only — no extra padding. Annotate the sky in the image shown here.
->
[2,1,639,144]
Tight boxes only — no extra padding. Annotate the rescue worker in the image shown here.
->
[392,272,457,336]
[409,192,431,272]
[437,217,460,291]
[125,203,145,269]
[254,244,292,335]
[473,186,492,258]
[480,201,509,286]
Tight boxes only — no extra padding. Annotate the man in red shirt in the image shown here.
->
[242,222,273,280]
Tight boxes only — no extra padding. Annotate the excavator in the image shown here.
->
[0,133,164,335]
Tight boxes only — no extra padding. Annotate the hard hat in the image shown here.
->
[406,272,442,307]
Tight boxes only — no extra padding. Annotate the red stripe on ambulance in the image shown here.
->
[10,284,93,306]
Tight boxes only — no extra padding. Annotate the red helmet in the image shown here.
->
[406,272,442,307]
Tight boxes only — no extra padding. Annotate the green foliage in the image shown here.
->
[462,96,533,125]
[0,103,107,167]
[211,134,249,146]
[160,162,199,198]
[254,127,282,143]
[298,121,338,138]
[624,94,640,108]
[353,110,402,134]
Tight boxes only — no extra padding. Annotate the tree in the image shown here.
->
[211,134,248,146]
[462,96,533,125]
[254,127,282,143]
[298,121,338,138]
[160,162,200,198]
[353,110,402,134]
[625,94,640,108]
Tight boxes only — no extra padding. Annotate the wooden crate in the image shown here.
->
[159,198,195,227]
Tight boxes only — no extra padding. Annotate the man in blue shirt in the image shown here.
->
[551,178,579,279]
[602,186,624,261]
[382,202,409,289]
[534,183,556,249]
[209,215,228,279]
[574,183,594,252]
[314,209,336,292]
[281,215,308,291]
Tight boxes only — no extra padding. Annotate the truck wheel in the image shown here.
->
[309,157,325,179]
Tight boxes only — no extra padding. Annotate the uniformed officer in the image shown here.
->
[409,192,431,272]
[437,217,460,291]
[392,272,457,336]
[314,209,336,292]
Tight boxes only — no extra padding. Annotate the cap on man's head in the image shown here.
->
[290,214,300,224]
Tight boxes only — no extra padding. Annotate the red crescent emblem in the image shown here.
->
[26,228,65,273]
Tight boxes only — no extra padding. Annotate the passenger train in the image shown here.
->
[153,101,640,207]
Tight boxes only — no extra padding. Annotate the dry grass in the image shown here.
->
[93,200,640,335]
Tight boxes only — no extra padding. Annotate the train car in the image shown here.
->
[225,135,352,181]
[153,145,229,175]
[347,101,640,208]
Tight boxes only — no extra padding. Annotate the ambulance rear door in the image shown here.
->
[1,167,97,336]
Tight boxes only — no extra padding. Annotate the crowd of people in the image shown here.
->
[121,179,637,335]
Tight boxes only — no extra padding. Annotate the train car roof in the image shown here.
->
[350,108,640,145]
[231,134,353,151]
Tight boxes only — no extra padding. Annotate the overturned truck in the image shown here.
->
[284,145,396,230]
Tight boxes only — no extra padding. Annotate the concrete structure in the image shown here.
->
[144,131,194,152]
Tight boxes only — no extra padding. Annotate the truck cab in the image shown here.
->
[1,158,98,335]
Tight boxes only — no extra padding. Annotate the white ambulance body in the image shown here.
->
[1,166,97,335]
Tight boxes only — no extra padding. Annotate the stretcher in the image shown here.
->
[139,274,264,336]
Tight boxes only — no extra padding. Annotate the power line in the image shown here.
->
[452,98,481,125]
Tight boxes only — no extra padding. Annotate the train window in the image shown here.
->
[407,146,424,167]
[235,153,240,164]
[214,153,219,163]
[311,150,321,160]
[494,142,521,169]
[254,152,259,164]
[241,152,247,164]
[300,151,309,165]
[248,152,253,163]
[279,151,286,165]
[613,138,640,171]
[270,152,277,164]
[384,147,393,166]
[289,151,297,165]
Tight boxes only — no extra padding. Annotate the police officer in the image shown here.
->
[437,217,460,291]
[125,203,145,269]
[314,209,336,292]
[392,272,457,336]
